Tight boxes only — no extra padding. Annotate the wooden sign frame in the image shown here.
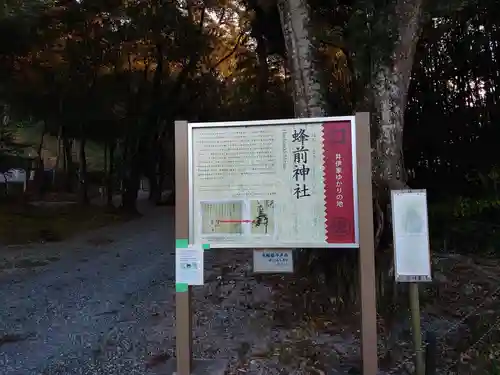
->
[173,112,377,375]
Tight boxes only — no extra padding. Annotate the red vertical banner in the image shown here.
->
[322,121,356,244]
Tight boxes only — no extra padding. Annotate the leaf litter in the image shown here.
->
[159,249,500,375]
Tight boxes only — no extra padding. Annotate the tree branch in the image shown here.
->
[210,32,248,72]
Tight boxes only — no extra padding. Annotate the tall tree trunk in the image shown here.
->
[63,135,74,192]
[146,43,163,204]
[120,138,140,213]
[107,142,115,207]
[78,135,89,205]
[255,31,269,112]
[276,0,331,286]
[53,125,63,188]
[148,147,160,203]
[367,0,425,363]
[157,140,166,203]
[103,141,108,177]
[36,122,47,198]
[277,0,327,117]
[36,122,46,164]
[121,160,140,213]
[372,0,425,190]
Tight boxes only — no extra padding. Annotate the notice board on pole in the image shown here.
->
[187,116,360,248]
[391,189,432,282]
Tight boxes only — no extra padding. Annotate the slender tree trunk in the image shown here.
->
[255,31,270,112]
[62,137,67,173]
[121,161,140,212]
[63,135,74,192]
[107,142,115,207]
[78,134,89,205]
[36,122,46,159]
[36,122,47,198]
[147,141,160,202]
[53,126,63,188]
[103,141,108,177]
[157,141,166,203]
[120,138,140,213]
[277,0,327,117]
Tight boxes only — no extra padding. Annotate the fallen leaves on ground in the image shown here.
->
[186,250,500,375]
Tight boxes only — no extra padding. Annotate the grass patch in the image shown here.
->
[0,203,134,245]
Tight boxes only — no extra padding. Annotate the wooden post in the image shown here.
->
[355,112,378,375]
[410,282,425,375]
[175,120,192,375]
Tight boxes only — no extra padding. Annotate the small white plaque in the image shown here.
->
[391,189,432,283]
[175,244,204,285]
[253,249,294,273]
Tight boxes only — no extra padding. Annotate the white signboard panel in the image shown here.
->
[188,117,359,248]
[175,244,204,285]
[391,190,432,282]
[253,249,294,273]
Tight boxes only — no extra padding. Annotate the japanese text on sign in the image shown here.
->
[292,128,311,199]
[336,153,343,208]
[253,249,294,273]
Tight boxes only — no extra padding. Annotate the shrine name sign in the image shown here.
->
[187,116,359,248]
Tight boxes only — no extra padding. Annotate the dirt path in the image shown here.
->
[0,202,367,375]
[0,201,492,375]
[0,205,178,375]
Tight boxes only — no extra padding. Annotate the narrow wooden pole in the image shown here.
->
[409,282,425,375]
[175,120,192,375]
[355,112,378,375]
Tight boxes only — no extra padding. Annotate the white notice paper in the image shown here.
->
[391,190,432,282]
[175,244,204,285]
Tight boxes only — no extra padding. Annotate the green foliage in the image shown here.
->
[490,359,500,375]
[0,0,497,312]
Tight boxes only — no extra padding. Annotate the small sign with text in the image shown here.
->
[253,249,294,273]
[391,189,432,283]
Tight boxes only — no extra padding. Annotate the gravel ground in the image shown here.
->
[0,201,478,375]
[0,204,178,375]
[0,201,372,375]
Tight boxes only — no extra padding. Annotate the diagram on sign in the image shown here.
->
[250,200,275,235]
[201,201,244,235]
[200,199,276,236]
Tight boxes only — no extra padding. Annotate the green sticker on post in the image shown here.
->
[175,239,209,250]
[175,239,189,292]
[176,239,189,248]
[176,283,189,292]
[175,240,207,290]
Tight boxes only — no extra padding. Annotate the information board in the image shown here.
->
[188,117,359,248]
[391,189,432,282]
